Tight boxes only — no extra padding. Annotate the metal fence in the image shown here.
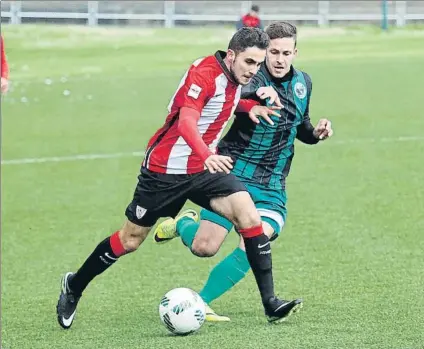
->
[1,1,424,27]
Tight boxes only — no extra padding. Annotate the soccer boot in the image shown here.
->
[56,272,81,329]
[154,209,198,244]
[205,304,231,322]
[265,297,303,323]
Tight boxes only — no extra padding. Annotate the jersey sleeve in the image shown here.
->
[296,73,319,144]
[173,65,214,113]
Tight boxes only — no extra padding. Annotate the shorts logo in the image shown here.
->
[294,82,307,99]
[136,205,147,219]
[187,83,202,99]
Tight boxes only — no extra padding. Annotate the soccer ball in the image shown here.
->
[159,287,206,335]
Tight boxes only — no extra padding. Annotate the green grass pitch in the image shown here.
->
[1,25,423,349]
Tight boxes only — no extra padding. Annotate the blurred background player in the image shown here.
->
[237,4,263,30]
[154,21,333,321]
[1,35,9,94]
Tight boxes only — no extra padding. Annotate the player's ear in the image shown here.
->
[227,49,236,64]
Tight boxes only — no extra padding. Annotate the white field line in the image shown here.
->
[1,151,145,165]
[2,136,424,166]
[329,135,424,145]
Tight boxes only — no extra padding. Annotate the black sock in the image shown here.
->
[69,232,125,295]
[243,233,275,307]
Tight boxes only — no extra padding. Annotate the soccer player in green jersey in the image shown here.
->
[154,22,333,321]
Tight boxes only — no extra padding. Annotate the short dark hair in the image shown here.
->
[266,21,297,47]
[251,5,260,12]
[228,27,269,54]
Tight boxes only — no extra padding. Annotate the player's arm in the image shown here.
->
[175,70,213,162]
[241,75,282,107]
[236,75,282,125]
[296,81,319,145]
[296,79,333,144]
[178,107,212,162]
[296,112,319,144]
[176,70,233,174]
[240,74,266,102]
[179,109,234,174]
[236,99,280,126]
[297,111,333,143]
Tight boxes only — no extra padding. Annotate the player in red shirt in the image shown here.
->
[57,27,298,329]
[237,4,263,30]
[1,35,9,94]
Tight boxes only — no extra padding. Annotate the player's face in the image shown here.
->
[266,37,297,78]
[227,47,266,85]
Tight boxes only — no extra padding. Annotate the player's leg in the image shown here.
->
[200,218,275,322]
[208,192,280,312]
[206,222,301,322]
[153,205,233,321]
[154,183,234,257]
[56,220,152,329]
[154,208,232,257]
[247,188,302,321]
[56,168,187,329]
[190,220,228,257]
[176,211,234,321]
[201,177,300,322]
[187,173,278,316]
[200,221,274,302]
[153,208,229,257]
[67,220,152,295]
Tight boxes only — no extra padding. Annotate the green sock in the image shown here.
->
[199,247,250,304]
[176,217,199,249]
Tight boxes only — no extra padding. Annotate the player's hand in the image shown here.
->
[249,105,281,126]
[1,77,9,94]
[256,86,284,108]
[204,154,233,174]
[313,119,333,140]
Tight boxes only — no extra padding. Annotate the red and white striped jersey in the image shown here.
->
[143,51,242,174]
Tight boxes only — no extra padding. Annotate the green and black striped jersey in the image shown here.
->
[218,64,318,190]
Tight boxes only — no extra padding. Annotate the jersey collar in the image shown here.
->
[215,51,238,84]
[262,63,297,84]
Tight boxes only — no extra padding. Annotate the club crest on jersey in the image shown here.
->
[136,205,147,219]
[187,83,202,99]
[294,82,307,99]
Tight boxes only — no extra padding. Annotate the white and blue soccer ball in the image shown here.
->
[159,287,206,335]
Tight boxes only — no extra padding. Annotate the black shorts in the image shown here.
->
[125,166,247,227]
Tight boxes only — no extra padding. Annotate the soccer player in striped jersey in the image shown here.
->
[57,27,301,329]
[154,22,333,321]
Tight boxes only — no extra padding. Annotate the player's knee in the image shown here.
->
[120,222,150,252]
[225,192,261,229]
[119,230,144,252]
[191,237,219,257]
[233,208,261,230]
[121,236,143,252]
